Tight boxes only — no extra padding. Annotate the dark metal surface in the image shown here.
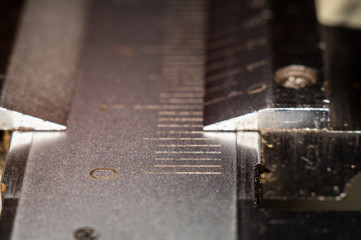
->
[0,0,24,90]
[0,199,18,240]
[0,0,87,130]
[0,132,32,239]
[321,26,361,130]
[236,130,361,240]
[203,0,328,131]
[1,132,33,199]
[260,130,361,200]
[239,201,361,240]
[235,131,361,239]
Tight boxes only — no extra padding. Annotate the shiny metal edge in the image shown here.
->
[236,132,260,201]
[203,108,329,131]
[0,107,66,131]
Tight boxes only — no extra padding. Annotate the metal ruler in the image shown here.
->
[3,0,361,239]
[1,0,240,239]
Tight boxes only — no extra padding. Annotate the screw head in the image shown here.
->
[74,227,100,240]
[274,65,318,89]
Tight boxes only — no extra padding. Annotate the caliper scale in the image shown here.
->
[1,0,238,239]
[1,0,361,239]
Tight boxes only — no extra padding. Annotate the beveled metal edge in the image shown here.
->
[203,108,329,131]
[0,0,88,131]
[0,107,66,131]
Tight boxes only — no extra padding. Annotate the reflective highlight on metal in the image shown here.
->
[236,132,260,201]
[204,108,329,131]
[0,0,88,130]
[0,107,66,131]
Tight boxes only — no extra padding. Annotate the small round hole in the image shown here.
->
[274,65,317,89]
[74,227,100,240]
[90,168,118,180]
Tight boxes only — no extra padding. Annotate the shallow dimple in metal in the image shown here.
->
[9,0,237,239]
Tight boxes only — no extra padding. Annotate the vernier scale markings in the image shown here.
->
[5,1,237,238]
[134,105,202,110]
[156,131,205,135]
[135,0,224,176]
[155,151,222,154]
[158,111,203,116]
[130,172,221,175]
[158,118,203,122]
[159,93,204,98]
[157,144,221,147]
[155,158,221,161]
[154,165,221,168]
[144,138,210,141]
[157,124,204,128]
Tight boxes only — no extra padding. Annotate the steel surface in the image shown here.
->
[203,0,329,131]
[5,0,238,239]
[0,0,87,130]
